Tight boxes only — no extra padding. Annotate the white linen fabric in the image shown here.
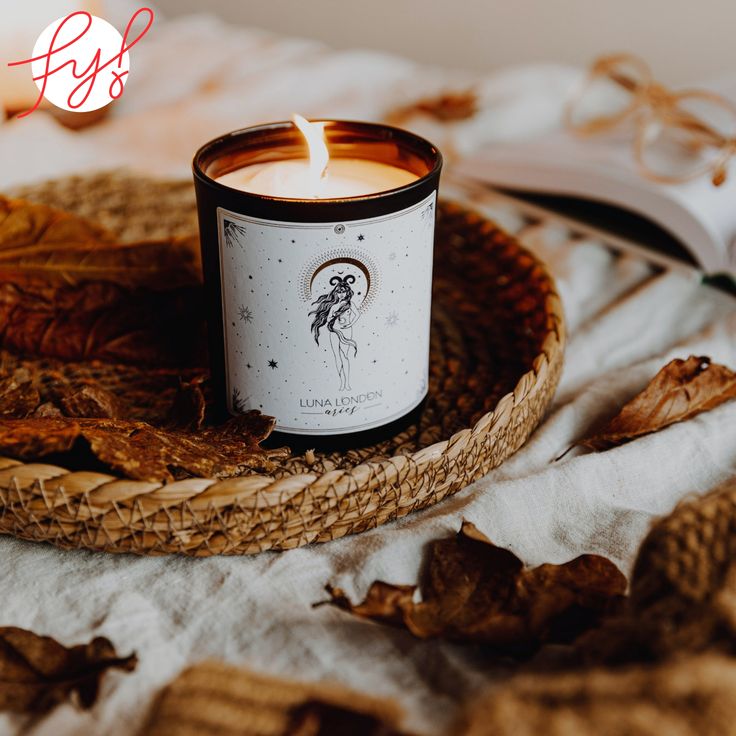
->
[1,7,735,735]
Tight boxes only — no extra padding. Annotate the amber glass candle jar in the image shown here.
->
[193,120,442,448]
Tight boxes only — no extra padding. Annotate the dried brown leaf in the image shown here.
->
[0,237,202,291]
[386,89,479,124]
[577,356,736,451]
[329,522,626,654]
[0,364,134,421]
[0,195,115,250]
[325,583,416,629]
[31,402,63,418]
[0,411,287,482]
[0,626,136,714]
[0,349,205,425]
[165,375,207,430]
[0,369,39,417]
[0,195,201,290]
[0,282,207,366]
[0,196,205,366]
[59,384,128,419]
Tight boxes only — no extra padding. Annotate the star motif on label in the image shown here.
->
[385,311,399,327]
[268,359,278,369]
[357,234,365,241]
[238,305,254,323]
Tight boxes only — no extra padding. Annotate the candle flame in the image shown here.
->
[292,113,328,196]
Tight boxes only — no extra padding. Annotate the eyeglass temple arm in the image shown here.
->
[669,110,730,149]
[608,70,639,93]
[608,70,731,148]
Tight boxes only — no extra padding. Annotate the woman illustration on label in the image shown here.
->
[309,274,360,391]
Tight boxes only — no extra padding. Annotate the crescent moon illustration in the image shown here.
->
[300,247,380,311]
[309,257,371,297]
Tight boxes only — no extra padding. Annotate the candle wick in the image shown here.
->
[311,162,328,198]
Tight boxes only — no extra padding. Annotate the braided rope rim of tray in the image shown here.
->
[0,174,565,556]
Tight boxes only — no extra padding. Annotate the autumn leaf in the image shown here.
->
[0,195,201,290]
[386,89,479,124]
[0,195,115,250]
[59,384,129,419]
[327,582,416,629]
[0,361,285,482]
[165,376,207,431]
[0,627,136,714]
[327,522,626,655]
[0,281,208,366]
[0,237,202,291]
[575,356,736,451]
[0,411,287,483]
[0,368,39,418]
[0,360,171,424]
[32,402,63,418]
[0,350,205,425]
[0,196,205,366]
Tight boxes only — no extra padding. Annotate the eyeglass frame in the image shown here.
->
[564,53,736,186]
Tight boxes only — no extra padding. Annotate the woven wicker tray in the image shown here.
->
[0,173,564,556]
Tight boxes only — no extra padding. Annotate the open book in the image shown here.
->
[455,128,736,279]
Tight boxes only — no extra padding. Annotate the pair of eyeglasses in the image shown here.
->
[564,54,736,186]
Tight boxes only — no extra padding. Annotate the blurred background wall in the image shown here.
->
[155,0,733,84]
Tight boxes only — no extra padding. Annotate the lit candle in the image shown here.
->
[216,115,418,199]
[193,117,442,446]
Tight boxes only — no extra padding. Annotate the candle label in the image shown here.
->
[216,191,436,435]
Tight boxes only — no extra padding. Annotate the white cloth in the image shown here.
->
[1,8,736,736]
